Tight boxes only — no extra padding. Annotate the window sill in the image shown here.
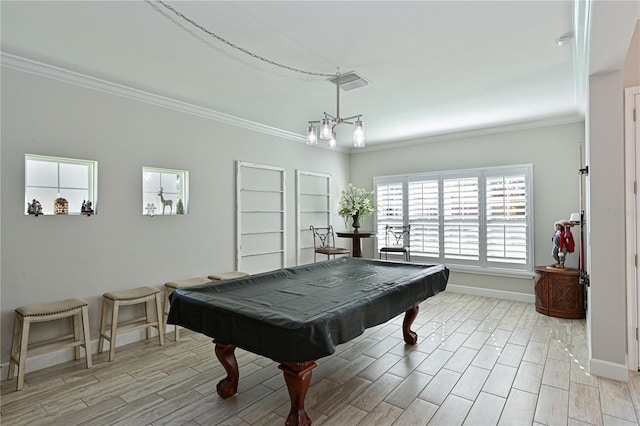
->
[381,253,535,279]
[445,264,535,280]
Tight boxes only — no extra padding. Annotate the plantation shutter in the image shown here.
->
[443,177,479,260]
[486,173,528,264]
[408,179,440,256]
[376,181,404,249]
[373,164,532,273]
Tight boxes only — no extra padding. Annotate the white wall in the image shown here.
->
[586,70,628,381]
[349,122,585,295]
[583,14,639,382]
[0,68,351,366]
[622,20,639,87]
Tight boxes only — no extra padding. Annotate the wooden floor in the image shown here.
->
[2,291,639,425]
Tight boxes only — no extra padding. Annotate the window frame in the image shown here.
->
[374,164,533,273]
[142,166,189,215]
[25,153,98,216]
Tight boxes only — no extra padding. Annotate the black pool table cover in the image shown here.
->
[168,257,449,362]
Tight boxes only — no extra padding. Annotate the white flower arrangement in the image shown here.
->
[338,183,376,226]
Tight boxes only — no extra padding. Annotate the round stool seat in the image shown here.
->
[16,298,88,317]
[103,286,160,301]
[208,271,249,281]
[164,277,211,291]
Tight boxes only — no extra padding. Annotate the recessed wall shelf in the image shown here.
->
[237,161,286,272]
[296,170,333,265]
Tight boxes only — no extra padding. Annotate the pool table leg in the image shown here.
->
[213,340,239,399]
[403,305,420,344]
[279,361,317,426]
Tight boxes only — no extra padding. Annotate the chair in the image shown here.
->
[309,225,350,262]
[99,286,163,362]
[8,298,92,390]
[379,225,411,261]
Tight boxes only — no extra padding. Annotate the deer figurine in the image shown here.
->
[157,187,173,215]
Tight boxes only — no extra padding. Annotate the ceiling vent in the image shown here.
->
[328,72,369,91]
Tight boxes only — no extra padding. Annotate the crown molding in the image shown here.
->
[1,52,307,144]
[350,113,584,154]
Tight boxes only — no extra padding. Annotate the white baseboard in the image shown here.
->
[1,326,170,380]
[446,284,535,303]
[589,357,629,382]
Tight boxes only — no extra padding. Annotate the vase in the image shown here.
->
[352,213,361,231]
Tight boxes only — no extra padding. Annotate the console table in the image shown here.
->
[534,266,585,319]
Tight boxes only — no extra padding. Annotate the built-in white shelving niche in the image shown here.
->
[296,170,332,265]
[25,154,98,216]
[236,161,286,273]
[142,167,189,216]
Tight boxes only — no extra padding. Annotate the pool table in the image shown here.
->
[168,257,449,425]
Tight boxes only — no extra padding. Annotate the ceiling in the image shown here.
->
[1,1,638,150]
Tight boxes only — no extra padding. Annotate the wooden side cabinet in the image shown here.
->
[534,266,585,319]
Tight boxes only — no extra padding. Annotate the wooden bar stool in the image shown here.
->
[164,272,249,341]
[163,277,211,341]
[98,286,163,362]
[8,298,92,391]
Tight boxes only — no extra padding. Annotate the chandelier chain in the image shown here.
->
[156,0,334,78]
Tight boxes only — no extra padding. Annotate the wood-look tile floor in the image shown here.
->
[2,291,639,425]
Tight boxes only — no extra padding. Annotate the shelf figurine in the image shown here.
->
[27,199,43,216]
[81,200,94,216]
[176,198,184,215]
[157,187,173,215]
[145,203,157,217]
[54,197,69,215]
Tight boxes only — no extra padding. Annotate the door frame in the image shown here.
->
[625,85,640,371]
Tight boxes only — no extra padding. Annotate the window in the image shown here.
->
[25,154,97,215]
[142,167,189,215]
[375,164,533,272]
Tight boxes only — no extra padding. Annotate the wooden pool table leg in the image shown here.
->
[279,361,317,426]
[213,340,239,399]
[403,305,420,344]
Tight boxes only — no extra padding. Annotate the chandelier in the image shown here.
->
[306,72,365,149]
[155,1,366,149]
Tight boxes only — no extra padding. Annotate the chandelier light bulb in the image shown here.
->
[307,124,317,145]
[329,132,337,150]
[353,118,365,148]
[320,117,332,140]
